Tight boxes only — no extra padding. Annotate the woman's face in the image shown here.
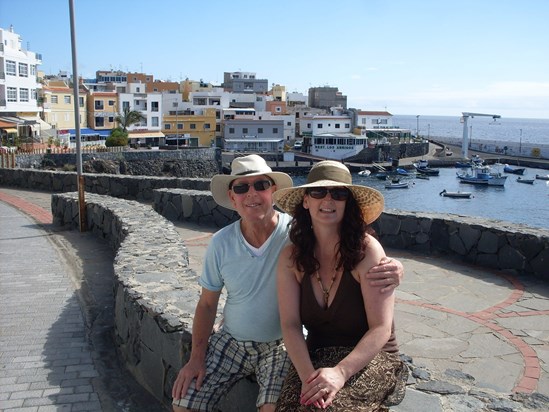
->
[303,187,349,226]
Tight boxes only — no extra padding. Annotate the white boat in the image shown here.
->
[439,189,473,199]
[358,169,371,176]
[456,165,507,186]
[385,179,409,189]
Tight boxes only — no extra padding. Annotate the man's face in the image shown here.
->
[228,175,276,221]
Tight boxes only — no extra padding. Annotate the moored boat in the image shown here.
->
[439,189,473,198]
[413,160,440,176]
[357,169,371,176]
[535,174,549,181]
[503,164,526,175]
[516,177,535,184]
[456,165,507,186]
[385,179,409,189]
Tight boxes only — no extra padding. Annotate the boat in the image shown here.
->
[503,164,526,175]
[516,177,535,184]
[357,169,371,176]
[455,161,472,168]
[413,160,440,176]
[456,165,508,186]
[535,174,549,181]
[385,178,409,189]
[415,174,430,180]
[439,189,473,199]
[396,168,410,176]
[375,171,389,180]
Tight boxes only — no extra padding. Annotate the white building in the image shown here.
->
[0,25,45,141]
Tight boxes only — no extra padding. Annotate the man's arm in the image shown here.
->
[366,257,404,293]
[171,288,221,400]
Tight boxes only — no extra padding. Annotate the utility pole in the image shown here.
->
[69,0,86,231]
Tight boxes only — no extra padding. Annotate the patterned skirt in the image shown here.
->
[275,347,408,412]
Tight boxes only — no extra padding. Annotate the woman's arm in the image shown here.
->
[277,245,315,383]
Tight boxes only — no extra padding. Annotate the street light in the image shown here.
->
[416,115,420,138]
[519,129,522,155]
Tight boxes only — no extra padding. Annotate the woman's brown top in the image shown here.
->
[300,269,398,353]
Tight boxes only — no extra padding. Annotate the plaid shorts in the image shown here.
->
[173,331,290,411]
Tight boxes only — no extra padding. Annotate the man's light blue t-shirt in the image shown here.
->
[199,212,292,342]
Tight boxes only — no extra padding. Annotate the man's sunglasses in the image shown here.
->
[306,187,351,201]
[231,179,273,194]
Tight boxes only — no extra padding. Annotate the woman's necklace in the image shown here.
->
[315,270,338,308]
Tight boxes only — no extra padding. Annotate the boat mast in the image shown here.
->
[461,112,501,159]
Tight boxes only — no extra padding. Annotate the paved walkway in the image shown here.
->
[1,187,548,411]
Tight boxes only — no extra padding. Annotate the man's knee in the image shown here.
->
[259,403,276,412]
[173,405,190,412]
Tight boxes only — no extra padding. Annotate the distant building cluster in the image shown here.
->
[1,25,411,158]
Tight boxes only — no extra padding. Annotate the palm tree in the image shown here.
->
[115,107,146,132]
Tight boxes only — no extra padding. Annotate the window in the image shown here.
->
[165,124,171,130]
[345,123,350,128]
[7,87,17,102]
[95,117,104,127]
[108,117,114,123]
[79,97,84,107]
[30,65,36,76]
[243,128,248,134]
[151,101,159,112]
[6,60,16,76]
[122,101,130,110]
[108,100,115,106]
[273,128,278,133]
[64,95,71,104]
[335,124,340,129]
[287,121,291,126]
[95,101,104,110]
[204,123,210,129]
[190,123,196,129]
[361,118,367,125]
[152,117,159,127]
[32,89,37,100]
[229,128,235,134]
[177,123,183,130]
[317,124,323,129]
[19,63,28,77]
[51,95,58,104]
[258,128,263,134]
[20,88,29,102]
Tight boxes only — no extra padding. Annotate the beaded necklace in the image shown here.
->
[315,270,338,307]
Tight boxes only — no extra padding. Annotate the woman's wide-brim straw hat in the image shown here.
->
[210,154,293,210]
[273,160,384,224]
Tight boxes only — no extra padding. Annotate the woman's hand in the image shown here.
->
[300,367,346,408]
[366,257,404,293]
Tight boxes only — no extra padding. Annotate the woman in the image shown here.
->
[273,161,407,411]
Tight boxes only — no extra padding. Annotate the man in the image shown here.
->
[172,155,403,412]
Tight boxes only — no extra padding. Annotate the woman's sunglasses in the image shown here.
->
[231,179,273,194]
[306,187,350,201]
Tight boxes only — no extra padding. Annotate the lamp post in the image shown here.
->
[427,123,430,140]
[519,128,522,156]
[416,115,420,138]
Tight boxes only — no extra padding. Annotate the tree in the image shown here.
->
[115,107,146,132]
[105,127,129,147]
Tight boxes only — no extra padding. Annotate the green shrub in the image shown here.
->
[105,128,129,147]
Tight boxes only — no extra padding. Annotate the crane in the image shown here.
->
[461,112,501,159]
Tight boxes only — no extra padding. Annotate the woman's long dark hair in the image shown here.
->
[289,192,374,276]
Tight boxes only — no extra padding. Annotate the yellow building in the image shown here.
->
[40,80,87,132]
[270,84,286,102]
[162,107,216,147]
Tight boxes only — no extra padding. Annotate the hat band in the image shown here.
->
[307,167,352,184]
[235,169,264,176]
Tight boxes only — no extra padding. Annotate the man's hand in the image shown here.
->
[171,359,206,400]
[366,257,404,293]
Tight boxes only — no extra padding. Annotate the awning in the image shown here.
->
[2,128,17,133]
[128,131,165,139]
[68,128,110,137]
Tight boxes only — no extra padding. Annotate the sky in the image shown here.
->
[1,0,549,119]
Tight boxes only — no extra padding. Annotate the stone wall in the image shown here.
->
[0,168,211,201]
[50,192,256,410]
[153,189,549,279]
